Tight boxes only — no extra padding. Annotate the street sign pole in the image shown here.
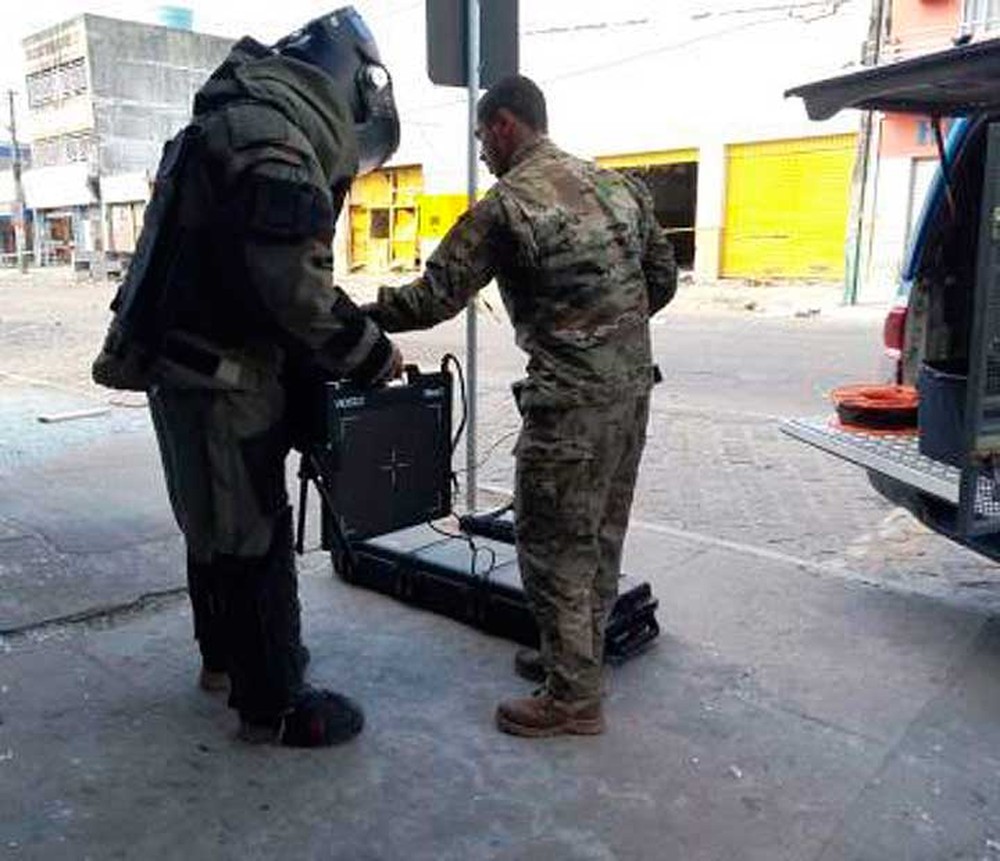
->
[426,0,517,512]
[464,0,480,513]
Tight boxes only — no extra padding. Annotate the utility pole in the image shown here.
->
[6,89,28,273]
[844,0,886,304]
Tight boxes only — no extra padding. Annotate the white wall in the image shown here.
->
[359,0,869,279]
[23,162,92,208]
[8,2,872,272]
[100,170,150,204]
[860,154,920,304]
[24,94,95,141]
[365,0,869,197]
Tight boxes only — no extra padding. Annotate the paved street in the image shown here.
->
[2,269,1000,860]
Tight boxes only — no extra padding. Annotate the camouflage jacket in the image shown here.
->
[154,38,395,390]
[365,137,677,407]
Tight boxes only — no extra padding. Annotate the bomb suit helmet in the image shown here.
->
[273,6,400,174]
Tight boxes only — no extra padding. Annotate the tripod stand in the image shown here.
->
[294,447,357,577]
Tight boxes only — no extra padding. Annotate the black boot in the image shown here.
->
[268,509,311,680]
[219,511,363,747]
[187,553,228,690]
[238,687,365,747]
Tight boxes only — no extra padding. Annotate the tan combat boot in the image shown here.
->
[495,690,605,737]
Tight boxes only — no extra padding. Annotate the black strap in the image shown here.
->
[346,331,393,384]
[160,335,223,378]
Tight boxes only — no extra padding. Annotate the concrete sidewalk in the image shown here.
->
[3,269,994,861]
[2,426,1000,860]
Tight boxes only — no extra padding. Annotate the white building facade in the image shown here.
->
[364,0,870,285]
[19,13,231,267]
[13,2,873,290]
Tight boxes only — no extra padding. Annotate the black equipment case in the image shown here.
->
[341,523,659,662]
[296,366,453,542]
[298,366,659,662]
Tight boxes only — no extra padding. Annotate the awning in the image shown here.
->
[786,38,1000,120]
[22,163,93,209]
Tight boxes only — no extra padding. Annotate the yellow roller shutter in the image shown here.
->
[596,148,698,169]
[418,194,470,240]
[722,134,855,280]
[391,166,422,269]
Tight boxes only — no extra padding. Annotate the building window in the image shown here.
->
[961,0,1000,34]
[369,208,390,239]
[26,57,88,108]
[0,144,30,171]
[31,133,94,168]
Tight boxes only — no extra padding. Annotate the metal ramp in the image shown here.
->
[781,417,1000,532]
[781,417,958,502]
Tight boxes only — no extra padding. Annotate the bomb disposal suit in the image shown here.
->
[92,8,400,746]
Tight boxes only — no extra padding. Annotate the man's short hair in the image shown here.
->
[477,75,548,133]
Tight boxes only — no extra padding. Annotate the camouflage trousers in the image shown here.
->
[513,392,651,705]
[148,378,290,562]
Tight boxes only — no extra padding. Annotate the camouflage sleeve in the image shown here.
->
[237,165,396,384]
[363,193,507,333]
[625,175,678,314]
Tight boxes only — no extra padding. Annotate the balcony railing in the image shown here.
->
[960,0,1000,36]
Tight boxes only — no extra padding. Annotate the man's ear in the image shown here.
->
[494,108,520,136]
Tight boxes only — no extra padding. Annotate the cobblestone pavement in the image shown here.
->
[1,266,997,619]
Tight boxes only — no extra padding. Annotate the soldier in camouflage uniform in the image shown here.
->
[364,75,677,737]
[95,9,402,747]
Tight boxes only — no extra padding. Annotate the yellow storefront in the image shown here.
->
[596,148,699,269]
[348,165,423,272]
[721,134,855,280]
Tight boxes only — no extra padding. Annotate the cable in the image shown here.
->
[543,13,797,85]
[429,352,506,587]
[437,353,521,475]
[440,352,467,455]
[524,18,650,36]
[426,517,498,583]
[705,0,848,17]
[472,541,498,583]
[426,520,463,540]
[427,351,503,584]
[436,354,520,485]
[405,352,507,590]
[434,352,467,499]
[453,427,519,474]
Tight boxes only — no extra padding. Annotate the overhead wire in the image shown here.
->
[701,0,850,17]
[399,4,852,121]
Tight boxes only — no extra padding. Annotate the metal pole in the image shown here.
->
[844,0,885,305]
[465,0,480,512]
[8,90,27,273]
